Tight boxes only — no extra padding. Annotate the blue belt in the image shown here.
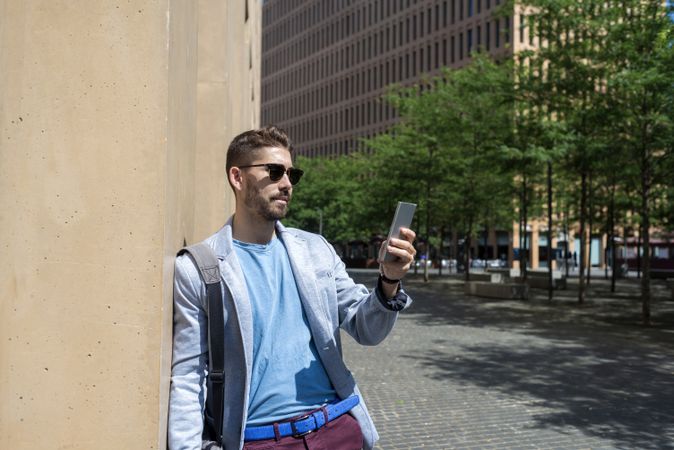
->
[244,396,360,441]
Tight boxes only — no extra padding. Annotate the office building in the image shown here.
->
[262,0,526,157]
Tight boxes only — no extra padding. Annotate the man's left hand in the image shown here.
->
[377,227,417,281]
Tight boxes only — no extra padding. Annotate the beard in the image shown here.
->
[244,183,291,222]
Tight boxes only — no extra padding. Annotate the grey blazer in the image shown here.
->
[168,218,411,450]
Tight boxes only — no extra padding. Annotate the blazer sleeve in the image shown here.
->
[168,254,209,450]
[320,236,412,346]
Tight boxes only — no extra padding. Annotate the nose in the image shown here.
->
[278,170,293,189]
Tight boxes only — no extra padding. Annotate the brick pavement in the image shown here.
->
[343,272,674,450]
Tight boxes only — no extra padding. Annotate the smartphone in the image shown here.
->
[383,202,417,262]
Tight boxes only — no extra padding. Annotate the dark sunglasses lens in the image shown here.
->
[289,168,304,185]
[267,165,285,181]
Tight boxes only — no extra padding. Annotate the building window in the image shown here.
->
[428,7,432,34]
[443,1,448,26]
[459,32,463,59]
[442,38,447,65]
[495,20,500,48]
[451,35,455,62]
[468,0,473,17]
[467,28,472,54]
[504,16,510,43]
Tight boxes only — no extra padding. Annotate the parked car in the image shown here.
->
[415,259,433,268]
[487,259,507,268]
[441,259,457,268]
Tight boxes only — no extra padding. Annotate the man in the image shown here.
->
[169,126,416,450]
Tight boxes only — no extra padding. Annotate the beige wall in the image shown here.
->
[0,1,259,448]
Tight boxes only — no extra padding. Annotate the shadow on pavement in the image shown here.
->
[396,277,674,450]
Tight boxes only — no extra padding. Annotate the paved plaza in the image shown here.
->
[344,272,674,450]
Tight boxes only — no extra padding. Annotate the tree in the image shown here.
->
[366,53,515,281]
[512,0,674,323]
[601,0,674,324]
[285,154,376,242]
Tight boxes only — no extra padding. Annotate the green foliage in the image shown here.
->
[286,1,674,302]
[284,153,377,242]
[366,54,517,246]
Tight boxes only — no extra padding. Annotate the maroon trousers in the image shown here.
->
[242,413,363,450]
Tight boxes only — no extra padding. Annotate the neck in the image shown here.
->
[232,211,276,244]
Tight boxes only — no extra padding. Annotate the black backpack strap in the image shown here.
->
[178,243,225,446]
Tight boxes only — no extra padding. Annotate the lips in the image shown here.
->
[272,195,289,204]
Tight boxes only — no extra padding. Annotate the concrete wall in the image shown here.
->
[0,1,259,448]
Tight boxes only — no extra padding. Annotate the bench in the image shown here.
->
[521,270,567,290]
[527,269,565,280]
[468,272,503,283]
[465,281,529,300]
[486,268,518,278]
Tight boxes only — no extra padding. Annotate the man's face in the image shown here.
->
[239,147,294,222]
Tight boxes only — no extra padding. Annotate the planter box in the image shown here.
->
[465,281,529,300]
[467,273,503,283]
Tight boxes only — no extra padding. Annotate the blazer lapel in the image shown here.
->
[278,224,332,344]
[212,221,254,391]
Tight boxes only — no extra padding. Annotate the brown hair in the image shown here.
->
[226,125,293,174]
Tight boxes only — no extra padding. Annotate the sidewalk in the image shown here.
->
[344,272,674,449]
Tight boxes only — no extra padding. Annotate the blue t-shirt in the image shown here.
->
[233,237,337,426]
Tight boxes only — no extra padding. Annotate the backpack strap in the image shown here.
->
[178,243,225,446]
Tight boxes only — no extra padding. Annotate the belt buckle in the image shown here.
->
[290,413,314,438]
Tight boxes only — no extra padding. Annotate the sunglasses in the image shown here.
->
[238,163,304,185]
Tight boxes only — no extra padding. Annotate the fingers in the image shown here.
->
[379,228,417,280]
[398,227,416,243]
[387,229,416,258]
[383,245,414,266]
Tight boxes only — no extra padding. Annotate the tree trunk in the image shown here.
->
[484,223,489,263]
[414,197,420,275]
[438,227,444,277]
[547,162,553,301]
[609,185,617,293]
[424,168,432,283]
[636,227,642,279]
[641,158,651,326]
[605,195,610,280]
[578,170,587,304]
[465,232,472,282]
[520,175,529,281]
[564,207,570,279]
[587,172,593,286]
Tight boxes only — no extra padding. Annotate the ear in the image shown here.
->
[229,167,244,193]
